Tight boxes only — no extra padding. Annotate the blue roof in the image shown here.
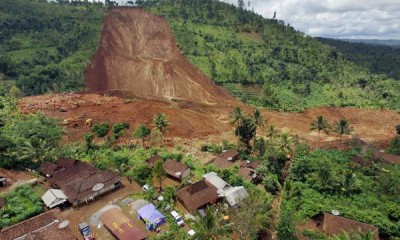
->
[137,203,165,224]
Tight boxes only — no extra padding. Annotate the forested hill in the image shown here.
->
[0,0,105,95]
[0,0,399,111]
[318,37,400,80]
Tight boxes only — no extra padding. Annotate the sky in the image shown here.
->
[224,0,400,39]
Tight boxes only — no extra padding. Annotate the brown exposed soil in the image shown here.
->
[85,7,233,105]
[18,8,400,149]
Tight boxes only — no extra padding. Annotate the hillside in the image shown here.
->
[143,0,400,111]
[318,37,400,80]
[85,7,232,104]
[0,0,105,95]
[0,0,399,111]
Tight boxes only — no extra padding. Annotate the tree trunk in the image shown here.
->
[317,130,320,149]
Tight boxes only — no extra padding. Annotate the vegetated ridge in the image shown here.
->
[85,7,232,105]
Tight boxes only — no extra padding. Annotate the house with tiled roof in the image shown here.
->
[207,149,240,169]
[176,180,218,213]
[311,213,379,239]
[163,159,190,181]
[39,159,121,207]
[145,155,163,167]
[238,160,261,182]
[0,209,76,240]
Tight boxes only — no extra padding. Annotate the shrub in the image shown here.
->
[92,122,110,137]
[262,174,281,195]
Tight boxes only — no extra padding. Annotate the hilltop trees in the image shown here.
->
[310,116,330,148]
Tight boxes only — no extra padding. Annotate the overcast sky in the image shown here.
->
[224,0,400,39]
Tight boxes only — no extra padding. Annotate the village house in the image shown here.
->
[238,160,261,183]
[203,172,249,208]
[207,149,240,169]
[163,159,190,181]
[176,180,219,213]
[145,155,163,167]
[312,213,379,239]
[0,209,76,240]
[100,208,148,240]
[41,188,68,209]
[39,158,121,207]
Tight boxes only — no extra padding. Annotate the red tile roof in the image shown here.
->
[145,155,163,167]
[176,180,218,213]
[239,160,261,170]
[163,160,189,179]
[50,161,97,188]
[38,162,62,177]
[322,213,379,239]
[0,209,75,240]
[208,149,240,169]
[61,170,120,204]
[238,168,255,181]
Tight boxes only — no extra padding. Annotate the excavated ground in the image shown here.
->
[85,7,233,105]
[18,8,400,149]
[19,93,400,149]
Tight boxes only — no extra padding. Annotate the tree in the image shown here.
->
[252,108,265,141]
[231,193,271,239]
[192,205,232,240]
[152,160,165,191]
[9,86,21,98]
[84,133,94,153]
[310,116,330,148]
[333,119,353,146]
[396,124,400,135]
[276,202,297,240]
[133,124,150,148]
[230,107,244,128]
[152,113,169,147]
[276,132,293,156]
[235,117,256,153]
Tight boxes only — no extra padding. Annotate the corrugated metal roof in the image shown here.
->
[41,189,67,208]
[223,186,249,207]
[203,172,228,190]
[100,208,148,240]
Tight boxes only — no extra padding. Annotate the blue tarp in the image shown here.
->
[137,203,165,230]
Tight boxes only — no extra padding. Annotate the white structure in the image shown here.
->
[42,189,67,208]
[222,186,249,207]
[203,172,228,191]
[202,172,249,208]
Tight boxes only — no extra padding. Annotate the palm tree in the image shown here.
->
[333,119,353,146]
[230,107,244,128]
[276,132,293,157]
[310,116,330,148]
[266,125,278,139]
[152,113,168,147]
[252,109,265,141]
[192,205,232,240]
[152,160,165,191]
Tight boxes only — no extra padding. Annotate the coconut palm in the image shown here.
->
[276,132,293,156]
[266,125,278,139]
[193,205,232,240]
[152,113,168,146]
[252,108,265,141]
[310,116,330,148]
[230,107,244,128]
[333,119,353,146]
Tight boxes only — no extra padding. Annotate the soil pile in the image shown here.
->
[85,7,231,104]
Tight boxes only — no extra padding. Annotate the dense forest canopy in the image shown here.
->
[0,0,399,111]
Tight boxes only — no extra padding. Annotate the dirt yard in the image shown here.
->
[0,168,39,193]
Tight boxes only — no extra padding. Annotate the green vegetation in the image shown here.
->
[0,0,105,95]
[143,0,400,111]
[0,97,62,169]
[281,149,400,237]
[0,185,44,228]
[92,122,110,138]
[389,125,400,155]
